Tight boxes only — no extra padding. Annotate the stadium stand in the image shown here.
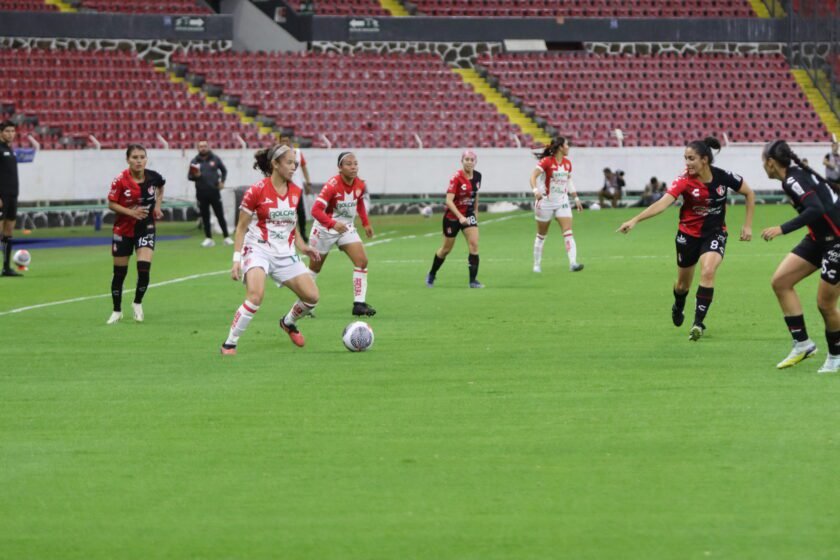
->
[171,50,529,148]
[287,0,388,16]
[0,48,273,149]
[411,0,756,18]
[0,0,58,11]
[76,0,214,14]
[477,51,831,146]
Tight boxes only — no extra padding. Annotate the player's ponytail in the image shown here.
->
[253,144,291,177]
[535,136,567,160]
[686,136,721,165]
[765,139,831,185]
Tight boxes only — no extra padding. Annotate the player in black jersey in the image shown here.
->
[761,140,840,373]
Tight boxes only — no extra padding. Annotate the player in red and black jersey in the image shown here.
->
[761,140,840,373]
[618,137,755,340]
[426,150,483,288]
[106,144,165,325]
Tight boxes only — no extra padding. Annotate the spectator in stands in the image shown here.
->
[0,120,21,277]
[824,142,840,190]
[599,168,622,208]
[280,135,312,243]
[188,140,232,247]
[637,176,666,207]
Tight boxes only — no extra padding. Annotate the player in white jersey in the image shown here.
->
[310,151,377,317]
[530,137,584,273]
[220,145,321,355]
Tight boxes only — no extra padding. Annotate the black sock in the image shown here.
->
[111,265,128,312]
[784,315,809,343]
[429,253,445,276]
[468,253,479,282]
[134,261,151,304]
[694,286,714,326]
[2,236,11,270]
[673,288,688,311]
[826,330,840,356]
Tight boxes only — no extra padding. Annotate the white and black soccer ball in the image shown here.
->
[420,206,433,218]
[589,202,601,211]
[12,249,30,269]
[342,321,374,352]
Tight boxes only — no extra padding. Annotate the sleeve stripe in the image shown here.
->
[316,197,328,205]
[239,206,254,216]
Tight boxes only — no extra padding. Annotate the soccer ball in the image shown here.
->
[589,202,601,211]
[342,321,374,352]
[12,249,30,270]
[420,206,433,218]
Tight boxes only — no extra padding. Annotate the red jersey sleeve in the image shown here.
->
[666,175,689,199]
[239,184,261,216]
[312,180,338,229]
[538,157,553,173]
[446,172,461,195]
[107,174,124,204]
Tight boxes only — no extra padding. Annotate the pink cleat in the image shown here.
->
[220,344,237,355]
[280,319,306,347]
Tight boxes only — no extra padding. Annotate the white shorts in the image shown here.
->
[241,241,308,287]
[535,197,572,221]
[310,224,362,255]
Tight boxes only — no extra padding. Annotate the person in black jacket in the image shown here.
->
[762,140,840,373]
[188,140,232,247]
[0,120,21,277]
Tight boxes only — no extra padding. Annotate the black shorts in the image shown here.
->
[792,235,840,285]
[0,191,18,221]
[112,222,156,257]
[443,215,477,238]
[675,230,727,268]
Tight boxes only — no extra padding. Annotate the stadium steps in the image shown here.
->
[453,68,551,145]
[791,69,840,137]
[379,0,409,16]
[45,0,76,11]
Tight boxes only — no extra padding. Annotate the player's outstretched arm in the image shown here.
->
[617,193,676,234]
[738,181,755,241]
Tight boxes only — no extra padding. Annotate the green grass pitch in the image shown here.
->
[2,205,840,559]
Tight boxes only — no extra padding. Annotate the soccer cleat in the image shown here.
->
[132,303,144,322]
[469,281,485,289]
[201,238,215,248]
[425,274,435,287]
[570,263,584,272]
[1,267,22,277]
[817,354,840,374]
[223,237,234,246]
[776,340,818,369]
[688,322,706,341]
[533,265,541,273]
[352,302,377,317]
[106,311,123,325]
[279,318,306,347]
[671,304,685,327]
[220,343,237,355]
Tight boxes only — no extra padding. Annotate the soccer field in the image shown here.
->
[3,205,840,559]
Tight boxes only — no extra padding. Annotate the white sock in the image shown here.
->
[226,300,259,346]
[283,300,315,326]
[533,234,545,267]
[564,230,577,266]
[353,268,367,303]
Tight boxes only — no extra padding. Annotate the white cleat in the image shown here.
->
[106,311,123,325]
[533,264,541,273]
[776,339,817,369]
[201,238,215,248]
[132,303,144,322]
[817,354,840,374]
[223,237,234,246]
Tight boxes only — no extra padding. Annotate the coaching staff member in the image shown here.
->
[189,140,232,247]
[0,120,21,277]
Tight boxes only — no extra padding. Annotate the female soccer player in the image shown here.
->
[309,151,376,317]
[220,145,321,355]
[425,150,483,288]
[530,137,584,273]
[106,144,165,324]
[760,140,840,372]
[617,137,755,341]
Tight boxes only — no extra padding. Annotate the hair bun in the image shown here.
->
[703,137,721,151]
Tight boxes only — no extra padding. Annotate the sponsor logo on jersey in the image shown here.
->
[269,209,296,220]
[676,234,688,245]
[265,198,275,204]
[124,189,132,197]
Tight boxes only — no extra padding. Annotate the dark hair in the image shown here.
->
[0,120,14,131]
[253,144,282,177]
[685,136,721,165]
[535,137,567,160]
[764,140,829,184]
[125,144,146,158]
[603,167,612,174]
[650,176,658,183]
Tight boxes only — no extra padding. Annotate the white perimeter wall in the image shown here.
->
[17,145,834,202]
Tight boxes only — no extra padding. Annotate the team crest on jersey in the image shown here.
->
[716,186,726,197]
[355,189,362,198]
[147,187,155,195]
[291,196,298,206]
